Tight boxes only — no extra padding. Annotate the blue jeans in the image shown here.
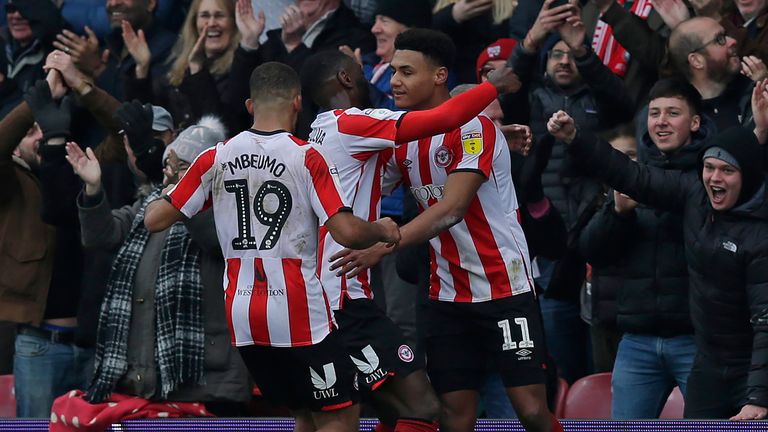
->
[13,333,94,418]
[611,333,696,419]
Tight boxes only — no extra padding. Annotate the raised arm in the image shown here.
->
[549,110,695,213]
[0,101,35,205]
[394,67,520,142]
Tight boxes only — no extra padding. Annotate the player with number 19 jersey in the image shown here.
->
[310,108,405,309]
[166,129,351,348]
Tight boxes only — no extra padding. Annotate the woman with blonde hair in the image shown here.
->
[123,0,264,132]
[431,0,517,84]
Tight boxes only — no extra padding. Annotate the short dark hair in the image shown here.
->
[300,50,357,107]
[249,62,300,102]
[648,78,703,115]
[394,28,455,69]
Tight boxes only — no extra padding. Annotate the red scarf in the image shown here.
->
[50,390,213,432]
[591,0,654,77]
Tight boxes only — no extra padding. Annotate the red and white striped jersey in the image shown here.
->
[386,115,534,303]
[166,129,351,347]
[309,108,404,310]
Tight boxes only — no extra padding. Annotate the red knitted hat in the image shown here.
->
[475,38,517,82]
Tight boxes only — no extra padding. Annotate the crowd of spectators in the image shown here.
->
[1,0,768,427]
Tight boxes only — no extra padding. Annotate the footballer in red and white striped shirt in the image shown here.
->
[329,29,562,432]
[144,63,400,420]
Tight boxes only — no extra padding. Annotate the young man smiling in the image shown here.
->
[579,78,715,419]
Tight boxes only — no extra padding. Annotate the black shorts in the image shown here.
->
[238,332,358,412]
[334,298,424,392]
[425,292,548,394]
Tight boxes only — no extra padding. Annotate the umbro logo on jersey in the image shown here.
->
[403,159,413,170]
[310,363,339,399]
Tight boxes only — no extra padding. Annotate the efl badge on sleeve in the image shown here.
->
[461,132,483,155]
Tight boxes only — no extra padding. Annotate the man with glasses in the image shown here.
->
[504,0,634,384]
[668,17,755,132]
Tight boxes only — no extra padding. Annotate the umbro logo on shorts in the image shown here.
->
[516,348,533,360]
[398,345,415,363]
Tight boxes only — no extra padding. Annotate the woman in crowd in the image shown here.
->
[123,0,262,133]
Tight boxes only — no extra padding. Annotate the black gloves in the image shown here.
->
[24,80,73,141]
[115,100,155,154]
[114,100,164,183]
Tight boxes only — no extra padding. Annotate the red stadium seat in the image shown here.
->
[659,386,684,419]
[0,375,15,417]
[554,377,569,418]
[562,372,612,419]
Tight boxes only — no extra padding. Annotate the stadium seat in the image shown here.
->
[659,386,684,419]
[0,375,15,417]
[554,377,569,418]
[562,372,612,418]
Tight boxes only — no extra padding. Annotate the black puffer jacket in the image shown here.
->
[580,119,715,336]
[569,130,768,408]
[508,42,633,229]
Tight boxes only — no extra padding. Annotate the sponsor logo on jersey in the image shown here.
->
[434,145,453,168]
[461,132,483,155]
[310,363,339,399]
[398,344,414,363]
[410,184,444,202]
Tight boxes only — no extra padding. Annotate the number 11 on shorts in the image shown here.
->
[498,318,534,351]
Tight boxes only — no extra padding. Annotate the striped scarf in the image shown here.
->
[591,0,653,78]
[87,188,205,403]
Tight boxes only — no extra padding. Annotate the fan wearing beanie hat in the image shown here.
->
[162,115,227,185]
[701,127,765,211]
[351,0,432,109]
